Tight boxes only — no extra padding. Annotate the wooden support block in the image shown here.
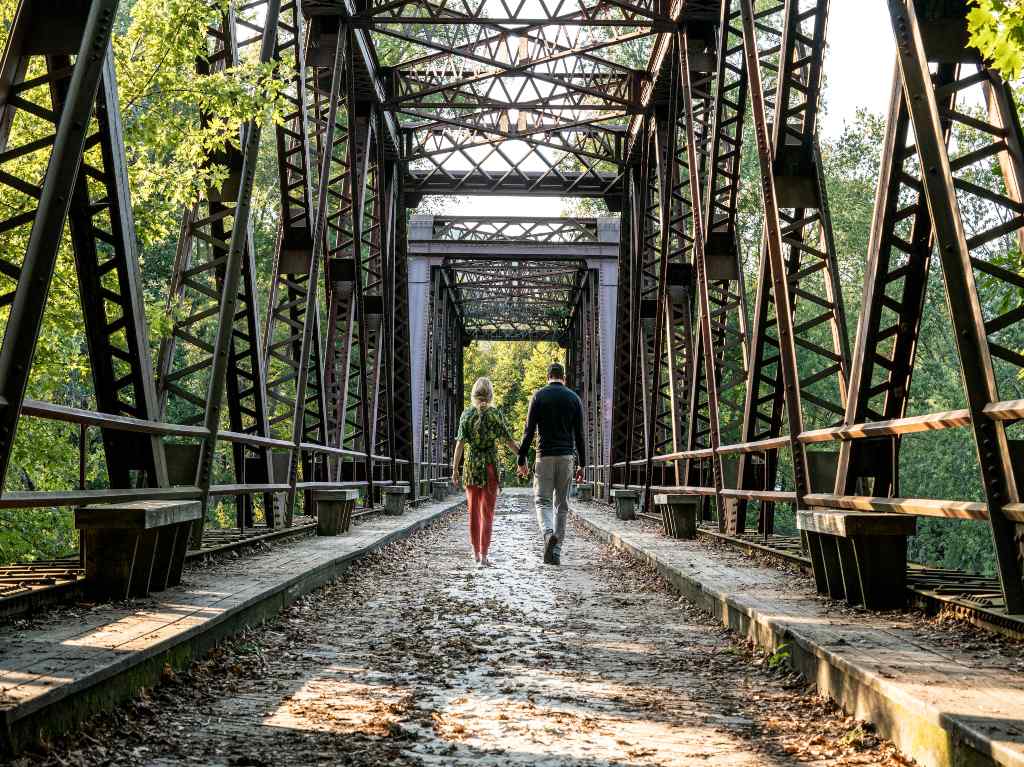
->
[76,501,202,601]
[577,483,594,503]
[798,510,915,610]
[150,523,178,591]
[610,489,640,521]
[431,480,450,502]
[853,535,909,610]
[383,485,410,516]
[653,493,699,539]
[312,489,359,536]
[804,531,830,596]
[81,529,137,602]
[130,529,160,598]
[797,510,916,538]
[817,533,846,601]
[836,537,862,605]
[166,521,192,587]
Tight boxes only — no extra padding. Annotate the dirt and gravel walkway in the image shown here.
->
[15,491,911,766]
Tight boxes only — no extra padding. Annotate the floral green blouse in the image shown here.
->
[456,406,514,487]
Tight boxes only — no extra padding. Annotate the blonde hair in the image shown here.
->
[471,377,494,411]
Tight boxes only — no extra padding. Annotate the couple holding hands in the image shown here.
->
[451,362,586,569]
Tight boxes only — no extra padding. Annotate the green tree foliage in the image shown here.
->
[968,0,1024,80]
[114,0,288,245]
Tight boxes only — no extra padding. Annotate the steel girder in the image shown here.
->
[594,0,1024,617]
[420,266,463,487]
[61,54,170,491]
[408,215,610,342]
[188,1,283,538]
[608,175,635,491]
[683,2,748,525]
[263,11,416,517]
[566,268,605,489]
[444,258,587,341]
[832,63,956,503]
[361,0,683,201]
[731,0,849,536]
[0,3,421,533]
[609,0,842,535]
[264,0,327,470]
[430,216,600,243]
[285,20,378,513]
[389,166,418,482]
[844,0,1024,612]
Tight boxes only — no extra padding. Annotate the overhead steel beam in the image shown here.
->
[406,169,624,200]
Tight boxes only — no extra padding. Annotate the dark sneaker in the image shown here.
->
[550,549,560,566]
[543,532,559,564]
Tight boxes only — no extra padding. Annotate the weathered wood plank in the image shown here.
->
[797,510,917,537]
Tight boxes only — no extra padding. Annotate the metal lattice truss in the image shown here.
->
[432,215,599,242]
[362,0,688,199]
[445,257,586,340]
[596,0,1024,618]
[6,0,1024,623]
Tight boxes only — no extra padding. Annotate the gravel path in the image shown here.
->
[15,491,912,766]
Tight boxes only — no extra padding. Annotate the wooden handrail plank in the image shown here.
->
[648,484,717,496]
[0,486,203,509]
[20,399,208,439]
[717,436,790,454]
[653,448,714,462]
[799,409,972,443]
[208,483,290,496]
[720,488,796,502]
[983,399,1024,421]
[802,493,1007,521]
[218,430,293,450]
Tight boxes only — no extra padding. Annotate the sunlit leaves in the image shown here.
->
[968,0,1024,80]
[114,0,290,244]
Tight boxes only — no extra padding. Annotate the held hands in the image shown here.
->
[516,463,530,479]
[574,468,584,483]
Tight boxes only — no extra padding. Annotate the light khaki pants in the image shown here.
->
[534,455,574,556]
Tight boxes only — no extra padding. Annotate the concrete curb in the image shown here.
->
[2,498,464,754]
[575,507,1008,767]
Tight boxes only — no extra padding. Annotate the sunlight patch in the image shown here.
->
[262,676,410,735]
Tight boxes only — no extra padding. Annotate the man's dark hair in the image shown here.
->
[547,362,565,380]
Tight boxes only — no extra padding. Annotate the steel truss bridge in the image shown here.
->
[3,0,1024,629]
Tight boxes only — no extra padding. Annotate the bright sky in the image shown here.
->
[434,2,896,219]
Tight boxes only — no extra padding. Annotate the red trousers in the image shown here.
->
[466,464,498,559]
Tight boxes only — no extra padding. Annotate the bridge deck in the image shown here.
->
[574,503,1024,767]
[4,491,908,766]
[0,497,464,753]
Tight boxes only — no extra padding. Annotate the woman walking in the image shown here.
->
[452,377,519,568]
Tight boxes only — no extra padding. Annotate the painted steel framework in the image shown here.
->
[599,0,1024,620]
[2,0,1024,628]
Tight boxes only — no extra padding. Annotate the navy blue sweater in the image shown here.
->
[517,382,586,468]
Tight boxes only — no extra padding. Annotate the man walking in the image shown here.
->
[517,362,585,565]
